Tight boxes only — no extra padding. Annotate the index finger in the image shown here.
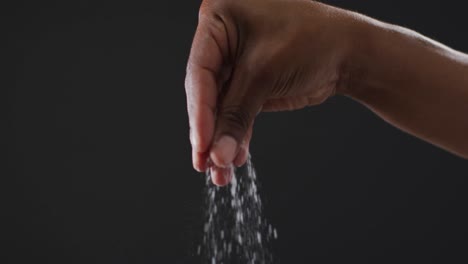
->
[185,15,228,172]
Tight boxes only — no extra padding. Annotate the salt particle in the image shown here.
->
[198,156,276,263]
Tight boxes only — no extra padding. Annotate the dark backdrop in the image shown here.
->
[5,0,468,263]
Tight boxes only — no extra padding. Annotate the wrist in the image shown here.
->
[335,15,387,99]
[301,2,377,100]
[336,15,455,102]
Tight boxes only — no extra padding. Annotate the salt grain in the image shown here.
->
[198,156,277,263]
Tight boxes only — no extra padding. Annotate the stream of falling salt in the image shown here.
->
[198,156,277,264]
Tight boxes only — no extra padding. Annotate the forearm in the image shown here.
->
[339,17,468,159]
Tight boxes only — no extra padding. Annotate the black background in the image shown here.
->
[5,0,468,263]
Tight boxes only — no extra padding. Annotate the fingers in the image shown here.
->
[185,16,228,172]
[209,64,266,168]
[234,123,253,167]
[210,165,234,187]
[209,124,252,187]
[187,70,216,172]
[186,5,265,181]
[192,148,210,173]
[234,108,262,167]
[210,123,252,187]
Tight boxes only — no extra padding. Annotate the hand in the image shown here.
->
[185,0,356,185]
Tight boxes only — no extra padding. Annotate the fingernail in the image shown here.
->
[210,165,234,187]
[210,135,238,168]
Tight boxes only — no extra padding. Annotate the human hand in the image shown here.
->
[185,0,357,185]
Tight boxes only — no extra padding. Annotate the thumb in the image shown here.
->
[209,64,266,168]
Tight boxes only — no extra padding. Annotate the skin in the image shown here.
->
[185,0,468,186]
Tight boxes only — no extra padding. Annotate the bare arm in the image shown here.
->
[341,20,468,159]
[185,0,468,186]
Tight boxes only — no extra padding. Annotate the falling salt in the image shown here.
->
[198,156,277,263]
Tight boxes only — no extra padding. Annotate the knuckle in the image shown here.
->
[198,0,211,19]
[220,106,251,135]
[199,0,230,21]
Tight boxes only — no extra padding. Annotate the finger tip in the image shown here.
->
[194,165,206,173]
[193,159,203,172]
[191,118,215,155]
[193,150,208,173]
[210,166,233,187]
[210,135,238,167]
[234,147,249,167]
